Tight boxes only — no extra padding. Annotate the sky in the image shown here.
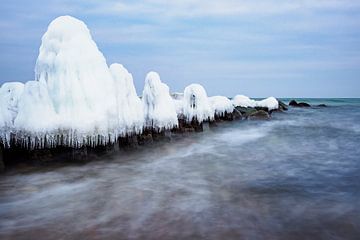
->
[1,0,360,97]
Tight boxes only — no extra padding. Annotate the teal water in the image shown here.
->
[280,98,360,106]
[0,99,359,239]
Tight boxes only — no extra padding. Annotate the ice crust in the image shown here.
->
[142,71,178,130]
[209,96,234,117]
[232,95,279,110]
[183,84,214,123]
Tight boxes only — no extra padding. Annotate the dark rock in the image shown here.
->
[289,100,311,107]
[298,102,311,107]
[318,104,327,107]
[232,109,242,119]
[0,145,4,172]
[278,100,288,111]
[214,110,241,121]
[174,115,203,133]
[289,100,298,106]
[255,106,270,112]
[119,135,139,148]
[248,110,270,120]
[137,132,153,145]
[235,106,257,118]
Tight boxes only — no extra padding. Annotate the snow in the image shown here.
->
[183,84,214,122]
[110,63,144,135]
[35,15,118,135]
[232,95,279,110]
[209,96,234,117]
[142,71,178,130]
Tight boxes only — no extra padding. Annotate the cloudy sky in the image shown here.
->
[1,0,360,97]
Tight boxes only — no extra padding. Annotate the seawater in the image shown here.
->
[1,99,359,239]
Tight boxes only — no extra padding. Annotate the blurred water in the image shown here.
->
[1,99,360,240]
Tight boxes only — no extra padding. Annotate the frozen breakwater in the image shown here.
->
[0,15,289,169]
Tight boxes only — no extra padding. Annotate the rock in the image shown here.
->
[232,109,242,119]
[318,104,327,107]
[255,106,270,112]
[235,106,257,118]
[119,135,139,148]
[0,145,4,172]
[248,110,270,120]
[278,100,288,111]
[298,102,311,107]
[137,132,153,145]
[289,100,298,106]
[214,110,241,121]
[289,100,311,107]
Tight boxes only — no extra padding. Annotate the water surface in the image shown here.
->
[1,99,360,239]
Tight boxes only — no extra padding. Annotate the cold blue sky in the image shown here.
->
[1,0,360,97]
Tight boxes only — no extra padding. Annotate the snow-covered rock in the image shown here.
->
[110,63,144,135]
[0,82,24,129]
[232,95,279,110]
[256,97,279,110]
[142,71,178,130]
[183,84,214,122]
[173,99,184,115]
[14,81,59,148]
[209,96,234,117]
[232,95,257,108]
[35,15,117,135]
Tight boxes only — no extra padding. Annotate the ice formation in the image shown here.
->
[0,82,24,129]
[13,81,59,148]
[256,97,279,110]
[0,15,280,150]
[209,96,234,117]
[142,72,178,130]
[183,84,214,122]
[110,63,144,135]
[232,95,279,110]
[35,15,118,135]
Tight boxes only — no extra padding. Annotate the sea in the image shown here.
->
[0,98,359,239]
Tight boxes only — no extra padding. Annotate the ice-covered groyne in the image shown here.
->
[0,15,281,151]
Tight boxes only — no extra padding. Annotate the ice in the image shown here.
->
[256,97,279,110]
[0,82,24,128]
[232,95,279,110]
[142,71,178,130]
[0,15,280,150]
[110,63,144,135]
[183,84,214,123]
[209,96,234,117]
[232,95,257,108]
[0,82,24,145]
[35,15,118,135]
[14,81,59,148]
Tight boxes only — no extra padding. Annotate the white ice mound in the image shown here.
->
[232,95,257,108]
[142,71,178,130]
[14,81,58,134]
[256,97,279,110]
[0,82,24,129]
[35,15,117,133]
[209,96,234,117]
[110,63,144,135]
[232,95,279,110]
[183,84,214,122]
